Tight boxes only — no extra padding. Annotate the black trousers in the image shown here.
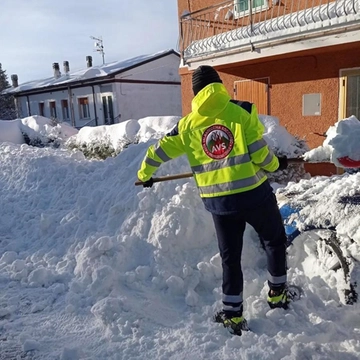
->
[211,193,287,313]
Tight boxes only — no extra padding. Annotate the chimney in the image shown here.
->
[86,55,93,68]
[63,61,70,74]
[52,62,61,79]
[11,74,19,88]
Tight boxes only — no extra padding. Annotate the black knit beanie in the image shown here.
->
[192,65,222,95]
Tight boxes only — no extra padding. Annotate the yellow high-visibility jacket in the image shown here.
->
[137,83,279,198]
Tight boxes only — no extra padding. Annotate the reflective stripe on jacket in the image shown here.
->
[137,83,279,198]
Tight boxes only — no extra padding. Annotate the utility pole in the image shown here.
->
[90,36,105,64]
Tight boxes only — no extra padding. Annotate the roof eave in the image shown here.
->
[8,73,116,96]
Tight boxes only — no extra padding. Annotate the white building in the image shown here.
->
[4,49,182,128]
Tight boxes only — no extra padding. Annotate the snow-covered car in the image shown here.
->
[276,171,359,305]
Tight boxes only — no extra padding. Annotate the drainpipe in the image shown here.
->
[249,0,253,34]
[67,86,76,127]
[26,95,31,116]
[91,85,98,126]
[13,96,22,118]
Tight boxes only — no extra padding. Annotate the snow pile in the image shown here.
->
[66,119,141,159]
[278,171,360,243]
[137,116,181,142]
[260,115,309,183]
[260,115,309,157]
[304,115,360,166]
[0,115,359,359]
[0,119,24,144]
[0,115,78,146]
[66,115,181,151]
[329,116,360,163]
[65,116,180,159]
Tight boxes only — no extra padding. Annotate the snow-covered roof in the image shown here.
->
[3,49,179,95]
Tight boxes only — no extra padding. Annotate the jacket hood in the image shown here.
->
[191,83,231,117]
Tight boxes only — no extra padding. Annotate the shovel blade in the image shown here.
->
[337,156,360,168]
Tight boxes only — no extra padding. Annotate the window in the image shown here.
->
[102,95,114,125]
[234,0,268,17]
[340,69,360,120]
[61,99,70,120]
[39,102,45,116]
[49,101,57,118]
[346,74,360,119]
[78,97,90,119]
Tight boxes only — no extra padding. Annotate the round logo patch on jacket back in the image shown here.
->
[202,125,234,159]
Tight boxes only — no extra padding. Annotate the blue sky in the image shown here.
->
[0,0,179,84]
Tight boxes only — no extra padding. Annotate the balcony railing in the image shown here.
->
[75,117,98,129]
[179,0,360,62]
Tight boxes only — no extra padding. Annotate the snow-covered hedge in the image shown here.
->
[65,119,141,159]
[0,115,78,147]
[65,116,180,160]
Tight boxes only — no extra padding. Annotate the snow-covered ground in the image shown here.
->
[0,115,359,359]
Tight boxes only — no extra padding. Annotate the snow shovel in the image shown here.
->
[337,156,360,168]
[134,157,360,186]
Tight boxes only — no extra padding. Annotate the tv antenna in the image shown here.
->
[90,35,105,64]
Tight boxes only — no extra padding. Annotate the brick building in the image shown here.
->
[177,0,360,175]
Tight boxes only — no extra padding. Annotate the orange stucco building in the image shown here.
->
[177,0,360,175]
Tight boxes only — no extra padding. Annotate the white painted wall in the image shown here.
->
[114,53,182,121]
[17,86,109,127]
[114,83,181,121]
[19,89,70,121]
[118,53,181,82]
